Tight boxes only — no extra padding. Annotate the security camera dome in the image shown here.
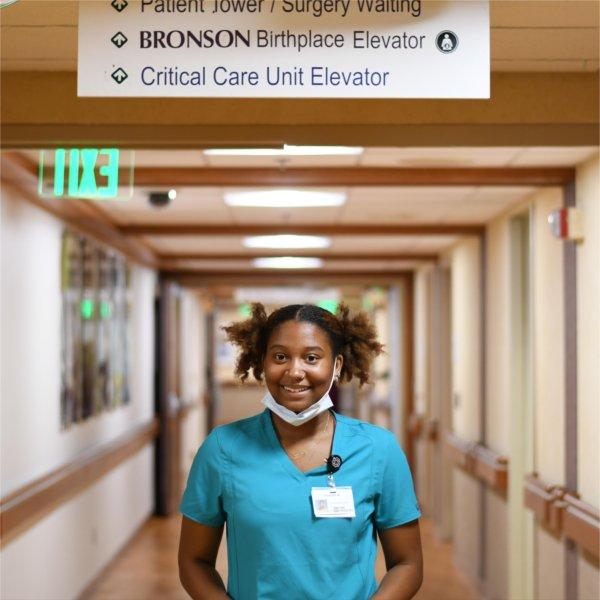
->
[148,191,171,208]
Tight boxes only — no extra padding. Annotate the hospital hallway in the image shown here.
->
[82,517,479,600]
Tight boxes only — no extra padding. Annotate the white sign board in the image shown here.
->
[78,0,489,98]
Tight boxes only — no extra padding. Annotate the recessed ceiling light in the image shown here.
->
[243,235,331,249]
[252,257,323,269]
[204,145,363,156]
[225,190,345,208]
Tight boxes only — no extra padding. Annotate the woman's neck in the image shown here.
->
[270,409,333,443]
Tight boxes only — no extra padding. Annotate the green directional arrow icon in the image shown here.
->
[111,0,128,12]
[111,68,128,84]
[111,31,128,48]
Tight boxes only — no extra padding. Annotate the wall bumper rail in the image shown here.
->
[0,419,159,548]
[524,473,599,558]
[443,431,508,493]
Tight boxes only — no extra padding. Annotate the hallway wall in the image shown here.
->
[413,267,432,515]
[1,187,157,599]
[447,237,482,584]
[532,187,566,600]
[440,159,600,599]
[444,188,567,597]
[178,292,209,488]
[484,215,513,600]
[575,154,600,600]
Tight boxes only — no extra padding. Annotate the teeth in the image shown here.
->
[283,386,309,392]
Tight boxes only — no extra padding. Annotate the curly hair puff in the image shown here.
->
[222,302,384,386]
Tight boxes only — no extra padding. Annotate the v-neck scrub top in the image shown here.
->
[180,409,420,600]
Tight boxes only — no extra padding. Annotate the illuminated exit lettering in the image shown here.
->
[51,148,120,198]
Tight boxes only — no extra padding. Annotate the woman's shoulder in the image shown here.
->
[208,411,265,446]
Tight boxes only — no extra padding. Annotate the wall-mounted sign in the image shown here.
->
[78,0,489,98]
[38,148,134,200]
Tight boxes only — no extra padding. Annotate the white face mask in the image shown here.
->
[261,367,338,427]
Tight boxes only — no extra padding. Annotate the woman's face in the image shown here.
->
[263,320,342,413]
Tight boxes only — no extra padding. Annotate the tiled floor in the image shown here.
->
[83,517,479,599]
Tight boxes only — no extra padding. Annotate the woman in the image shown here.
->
[179,303,423,599]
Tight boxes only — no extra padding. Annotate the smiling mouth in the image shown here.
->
[281,385,311,394]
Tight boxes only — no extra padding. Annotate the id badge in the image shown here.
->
[311,486,356,518]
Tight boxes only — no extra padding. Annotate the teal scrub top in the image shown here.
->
[180,409,420,600]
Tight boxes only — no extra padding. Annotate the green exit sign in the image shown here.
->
[38,148,134,200]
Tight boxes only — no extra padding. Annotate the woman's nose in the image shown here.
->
[287,360,305,379]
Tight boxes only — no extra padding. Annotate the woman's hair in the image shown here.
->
[222,303,384,386]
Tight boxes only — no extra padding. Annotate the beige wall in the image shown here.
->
[446,237,482,583]
[414,268,430,418]
[484,491,509,600]
[178,292,209,491]
[452,469,481,583]
[486,218,511,455]
[483,213,514,600]
[531,187,567,599]
[1,186,156,599]
[532,188,566,485]
[446,178,599,599]
[413,267,431,513]
[575,154,600,600]
[450,237,481,440]
[575,154,600,507]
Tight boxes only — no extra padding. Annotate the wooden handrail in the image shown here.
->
[523,473,565,533]
[0,419,159,548]
[524,474,599,558]
[407,412,425,438]
[425,419,439,442]
[563,493,600,557]
[444,432,509,493]
[408,413,440,443]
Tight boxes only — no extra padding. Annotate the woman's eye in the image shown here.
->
[274,353,286,361]
[306,355,319,363]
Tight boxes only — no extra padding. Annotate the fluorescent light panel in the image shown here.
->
[225,190,345,208]
[243,234,331,249]
[253,257,323,269]
[204,145,363,156]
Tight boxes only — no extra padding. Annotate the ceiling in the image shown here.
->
[1,1,599,72]
[3,1,598,279]
[18,145,598,275]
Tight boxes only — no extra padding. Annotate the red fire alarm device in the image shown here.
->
[548,208,583,242]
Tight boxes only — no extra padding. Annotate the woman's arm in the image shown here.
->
[372,519,423,600]
[178,516,229,599]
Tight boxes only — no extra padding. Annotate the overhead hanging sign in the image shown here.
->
[78,0,489,98]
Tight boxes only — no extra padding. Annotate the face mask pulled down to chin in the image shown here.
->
[261,369,337,427]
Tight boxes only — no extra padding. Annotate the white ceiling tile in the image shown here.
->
[462,186,535,202]
[511,147,599,166]
[204,154,360,168]
[360,147,524,167]
[329,236,457,253]
[229,206,340,224]
[145,236,248,253]
[347,187,473,202]
[131,151,208,167]
[438,202,513,223]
